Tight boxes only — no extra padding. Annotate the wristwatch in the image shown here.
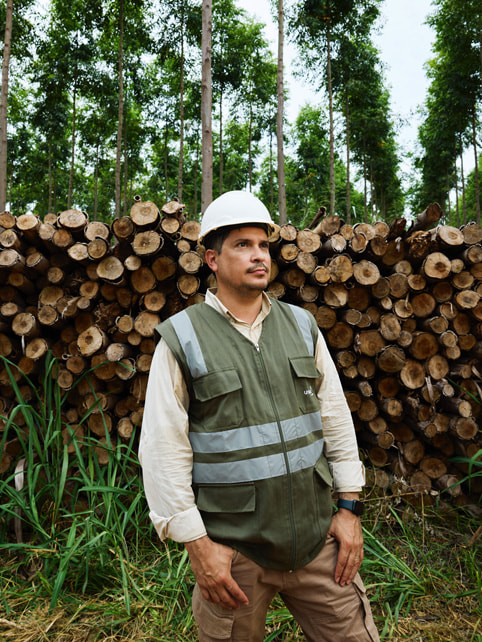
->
[337,498,364,516]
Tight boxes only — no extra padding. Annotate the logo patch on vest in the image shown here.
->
[304,388,314,396]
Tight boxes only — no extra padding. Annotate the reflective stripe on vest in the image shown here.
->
[192,433,324,484]
[286,303,315,356]
[170,310,208,377]
[190,410,321,454]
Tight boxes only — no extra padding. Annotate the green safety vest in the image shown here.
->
[157,298,334,570]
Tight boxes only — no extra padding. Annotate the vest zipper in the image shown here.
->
[254,341,297,570]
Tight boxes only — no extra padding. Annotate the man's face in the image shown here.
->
[206,226,271,297]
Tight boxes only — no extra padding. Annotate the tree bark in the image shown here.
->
[201,0,213,213]
[276,0,287,224]
[0,0,13,212]
[115,0,124,218]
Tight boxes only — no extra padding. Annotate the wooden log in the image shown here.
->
[131,230,163,257]
[278,243,298,264]
[296,252,317,274]
[130,200,160,228]
[410,202,442,232]
[379,314,401,341]
[322,283,348,308]
[97,256,125,283]
[422,252,452,280]
[376,345,406,373]
[112,216,135,242]
[409,332,439,360]
[353,260,380,286]
[77,326,108,357]
[327,255,353,283]
[400,359,426,389]
[296,229,321,253]
[354,330,386,356]
[319,234,346,256]
[312,214,340,237]
[411,292,436,318]
[279,223,298,242]
[315,306,337,329]
[326,322,353,349]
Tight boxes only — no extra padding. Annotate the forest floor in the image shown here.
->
[0,494,481,642]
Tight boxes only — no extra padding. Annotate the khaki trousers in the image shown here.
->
[192,535,380,642]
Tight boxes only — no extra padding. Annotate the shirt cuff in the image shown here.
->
[329,460,366,492]
[149,506,207,543]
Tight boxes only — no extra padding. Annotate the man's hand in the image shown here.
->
[327,495,364,586]
[185,536,249,610]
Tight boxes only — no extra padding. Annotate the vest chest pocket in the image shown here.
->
[191,368,243,430]
[289,356,322,414]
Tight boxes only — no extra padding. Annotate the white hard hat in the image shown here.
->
[199,191,280,244]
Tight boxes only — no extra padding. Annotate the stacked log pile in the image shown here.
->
[0,198,481,507]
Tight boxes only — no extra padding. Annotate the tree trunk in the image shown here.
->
[345,88,351,224]
[201,0,213,213]
[93,142,99,221]
[471,106,480,224]
[460,134,467,225]
[219,87,223,195]
[48,141,53,213]
[115,0,124,219]
[326,16,335,215]
[277,0,287,224]
[0,0,13,212]
[68,78,77,210]
[178,10,185,201]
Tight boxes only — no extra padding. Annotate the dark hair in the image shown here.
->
[203,223,269,254]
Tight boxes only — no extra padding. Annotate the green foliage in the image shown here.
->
[413,0,481,218]
[0,353,147,610]
[1,0,408,221]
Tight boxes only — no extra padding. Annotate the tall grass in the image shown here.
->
[0,352,148,611]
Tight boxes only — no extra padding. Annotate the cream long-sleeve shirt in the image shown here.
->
[138,290,365,544]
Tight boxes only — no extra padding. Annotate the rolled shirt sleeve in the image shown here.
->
[314,329,365,492]
[138,339,207,543]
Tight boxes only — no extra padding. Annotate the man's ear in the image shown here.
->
[205,248,218,272]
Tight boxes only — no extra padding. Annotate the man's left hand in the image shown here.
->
[327,501,364,586]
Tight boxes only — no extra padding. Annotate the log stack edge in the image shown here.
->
[0,198,481,508]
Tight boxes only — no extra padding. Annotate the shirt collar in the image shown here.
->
[205,288,272,327]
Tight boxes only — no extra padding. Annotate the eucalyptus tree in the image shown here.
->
[416,0,482,222]
[210,0,248,195]
[154,0,201,201]
[277,0,287,223]
[0,0,35,211]
[201,0,213,211]
[99,0,155,217]
[291,0,382,214]
[330,23,390,221]
[231,20,277,193]
[291,104,330,220]
[0,0,13,212]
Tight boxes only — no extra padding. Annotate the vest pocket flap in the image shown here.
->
[197,483,256,513]
[193,368,242,402]
[289,356,321,379]
[314,456,333,487]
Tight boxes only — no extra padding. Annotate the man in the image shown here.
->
[139,190,379,642]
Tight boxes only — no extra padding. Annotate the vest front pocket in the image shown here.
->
[289,356,322,414]
[195,483,257,543]
[191,368,244,430]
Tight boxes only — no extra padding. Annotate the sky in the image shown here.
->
[237,0,438,183]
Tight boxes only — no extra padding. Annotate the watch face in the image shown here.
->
[353,501,364,516]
